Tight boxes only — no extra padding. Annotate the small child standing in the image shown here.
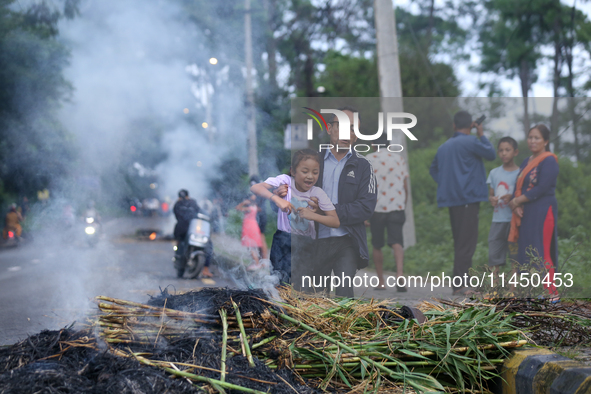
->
[251,149,340,287]
[487,137,520,276]
[235,194,263,267]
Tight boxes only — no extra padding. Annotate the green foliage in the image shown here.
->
[394,5,469,59]
[558,226,591,297]
[209,157,249,213]
[406,144,440,206]
[316,51,379,97]
[316,50,460,100]
[0,0,78,203]
[555,159,591,239]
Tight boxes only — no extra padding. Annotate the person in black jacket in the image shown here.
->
[276,107,377,296]
[174,189,213,277]
[174,189,200,242]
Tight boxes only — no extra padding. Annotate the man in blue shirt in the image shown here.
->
[430,111,496,296]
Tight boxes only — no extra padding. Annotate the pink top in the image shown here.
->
[241,205,262,247]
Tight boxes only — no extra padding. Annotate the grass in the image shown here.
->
[553,346,584,361]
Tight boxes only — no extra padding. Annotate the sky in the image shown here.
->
[394,0,591,98]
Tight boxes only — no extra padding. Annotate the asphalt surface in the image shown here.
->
[0,215,472,346]
[0,216,235,345]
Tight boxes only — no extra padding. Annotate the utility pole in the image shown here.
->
[374,0,416,247]
[245,0,258,177]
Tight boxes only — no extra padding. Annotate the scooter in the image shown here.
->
[174,213,212,279]
[84,216,100,247]
[3,227,19,248]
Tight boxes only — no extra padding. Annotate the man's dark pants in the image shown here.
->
[449,203,480,289]
[313,236,358,298]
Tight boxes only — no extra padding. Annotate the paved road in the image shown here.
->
[0,216,235,345]
[0,215,464,345]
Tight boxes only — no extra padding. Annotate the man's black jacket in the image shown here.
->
[315,150,377,268]
[173,198,200,239]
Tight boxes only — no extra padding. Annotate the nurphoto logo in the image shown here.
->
[302,107,418,153]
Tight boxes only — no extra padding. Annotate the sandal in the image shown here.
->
[200,267,214,278]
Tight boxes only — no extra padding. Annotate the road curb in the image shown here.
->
[502,348,591,394]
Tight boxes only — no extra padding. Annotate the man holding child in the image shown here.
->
[313,107,377,297]
[274,106,377,297]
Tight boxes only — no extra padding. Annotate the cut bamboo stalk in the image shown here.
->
[274,311,445,392]
[252,335,277,349]
[233,301,255,368]
[219,308,228,383]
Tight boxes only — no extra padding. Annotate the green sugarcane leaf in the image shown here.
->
[445,324,451,353]
[372,372,381,394]
[336,365,352,388]
[397,348,432,361]
[360,359,369,380]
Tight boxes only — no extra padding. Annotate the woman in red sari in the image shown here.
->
[508,124,559,298]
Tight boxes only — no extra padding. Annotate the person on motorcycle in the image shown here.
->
[173,189,213,278]
[3,204,23,240]
[85,200,101,224]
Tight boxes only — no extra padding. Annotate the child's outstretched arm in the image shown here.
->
[297,208,340,228]
[235,200,250,212]
[251,182,293,214]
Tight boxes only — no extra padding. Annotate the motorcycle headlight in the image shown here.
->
[85,226,96,235]
[190,234,208,243]
[86,217,95,224]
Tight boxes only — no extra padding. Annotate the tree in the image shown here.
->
[0,0,79,203]
[477,0,560,137]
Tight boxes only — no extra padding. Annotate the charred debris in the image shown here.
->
[3,287,585,393]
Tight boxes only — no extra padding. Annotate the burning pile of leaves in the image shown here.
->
[0,288,529,393]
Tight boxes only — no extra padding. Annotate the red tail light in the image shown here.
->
[130,206,137,212]
[8,231,14,238]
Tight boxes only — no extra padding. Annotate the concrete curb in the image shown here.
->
[502,348,591,394]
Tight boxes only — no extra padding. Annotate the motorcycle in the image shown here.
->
[3,227,19,248]
[84,216,100,246]
[174,213,212,279]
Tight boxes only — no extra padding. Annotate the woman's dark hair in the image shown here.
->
[529,124,551,152]
[289,149,320,176]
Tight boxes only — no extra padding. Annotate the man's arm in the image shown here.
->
[471,136,497,161]
[470,124,496,161]
[429,154,439,183]
[334,162,377,226]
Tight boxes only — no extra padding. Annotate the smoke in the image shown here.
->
[57,0,248,210]
[54,0,281,292]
